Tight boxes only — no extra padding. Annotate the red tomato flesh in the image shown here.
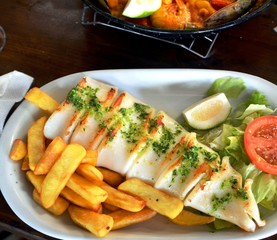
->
[244,115,277,175]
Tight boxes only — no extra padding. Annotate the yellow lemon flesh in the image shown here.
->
[122,0,162,18]
[182,93,232,130]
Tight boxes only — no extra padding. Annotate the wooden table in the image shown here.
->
[0,1,276,239]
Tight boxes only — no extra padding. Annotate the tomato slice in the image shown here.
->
[244,115,277,175]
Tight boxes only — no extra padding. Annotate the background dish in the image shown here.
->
[0,69,276,240]
[83,0,274,36]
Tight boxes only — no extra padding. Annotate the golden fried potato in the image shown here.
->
[66,173,108,205]
[40,144,86,208]
[32,189,69,216]
[34,136,67,175]
[171,209,215,226]
[81,150,98,165]
[118,178,183,219]
[75,173,145,212]
[21,154,30,171]
[27,116,47,171]
[108,207,157,230]
[25,87,59,114]
[68,205,113,238]
[97,167,125,187]
[61,187,102,213]
[9,139,27,161]
[76,163,103,181]
[100,181,145,212]
[26,170,45,193]
[102,202,120,212]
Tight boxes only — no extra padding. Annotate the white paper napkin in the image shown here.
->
[0,71,33,136]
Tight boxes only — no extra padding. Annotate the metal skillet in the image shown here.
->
[83,0,275,37]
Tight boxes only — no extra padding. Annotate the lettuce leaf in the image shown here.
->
[207,76,246,98]
[235,104,275,120]
[235,90,272,117]
[239,163,277,210]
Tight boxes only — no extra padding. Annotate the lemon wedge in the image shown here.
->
[122,0,162,18]
[182,93,232,130]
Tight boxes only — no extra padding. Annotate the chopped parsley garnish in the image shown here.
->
[121,122,144,144]
[107,103,152,145]
[235,188,249,200]
[170,146,200,184]
[221,176,239,190]
[66,85,110,123]
[211,193,233,212]
[67,86,100,110]
[152,126,175,157]
[134,103,150,120]
[201,149,218,162]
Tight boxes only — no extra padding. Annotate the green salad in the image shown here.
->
[183,76,277,230]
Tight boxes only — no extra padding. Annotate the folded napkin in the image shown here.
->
[0,71,33,137]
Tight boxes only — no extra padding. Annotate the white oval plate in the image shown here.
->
[0,69,276,240]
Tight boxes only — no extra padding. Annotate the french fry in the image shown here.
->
[76,171,145,212]
[32,189,69,216]
[21,154,30,171]
[9,139,27,161]
[25,87,59,114]
[99,181,145,212]
[97,167,125,187]
[26,170,45,193]
[102,202,120,212]
[34,136,67,175]
[118,178,183,219]
[68,205,113,238]
[26,170,103,213]
[76,163,104,181]
[108,207,157,230]
[81,150,98,165]
[40,144,86,208]
[27,116,47,171]
[61,187,102,213]
[66,173,108,205]
[170,209,215,226]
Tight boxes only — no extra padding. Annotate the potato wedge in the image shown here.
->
[9,139,27,161]
[27,116,47,171]
[40,144,86,208]
[118,178,183,219]
[171,208,215,226]
[66,173,108,205]
[68,205,113,238]
[109,208,156,230]
[25,87,59,114]
[81,150,98,165]
[97,167,125,187]
[61,187,102,213]
[33,189,69,216]
[76,163,103,181]
[34,136,67,175]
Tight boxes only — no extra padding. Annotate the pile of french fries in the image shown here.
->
[9,87,215,238]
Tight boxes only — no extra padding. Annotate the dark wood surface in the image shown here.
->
[0,0,276,239]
